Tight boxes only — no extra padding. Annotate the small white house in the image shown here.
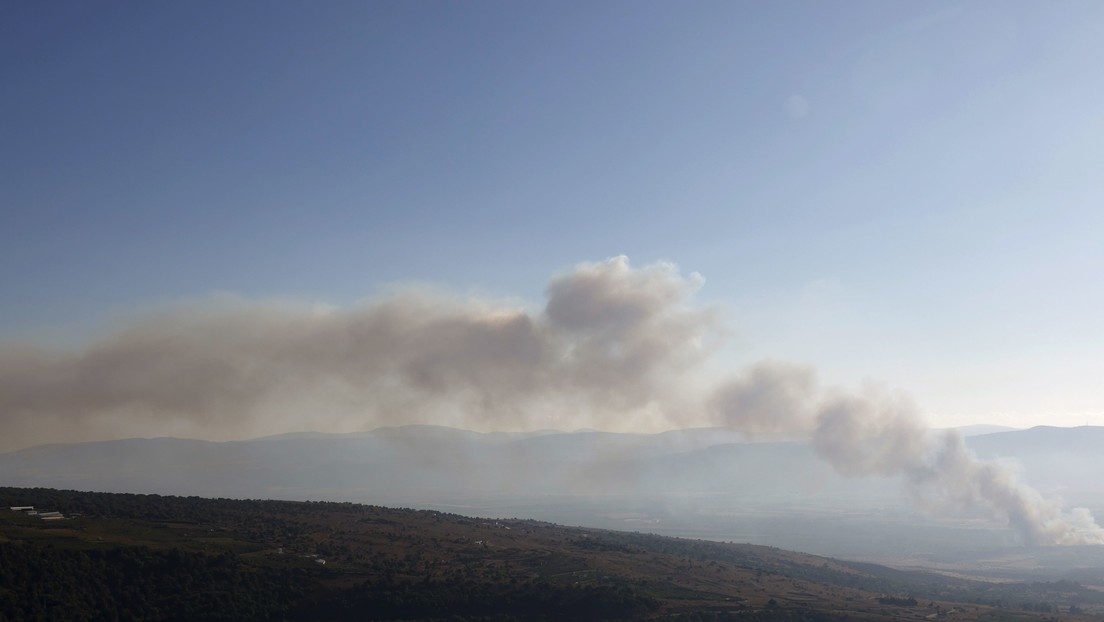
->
[9,506,33,511]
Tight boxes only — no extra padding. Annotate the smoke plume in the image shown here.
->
[0,257,716,448]
[1,256,1101,545]
[811,389,1104,545]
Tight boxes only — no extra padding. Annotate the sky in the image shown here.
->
[3,1,1104,446]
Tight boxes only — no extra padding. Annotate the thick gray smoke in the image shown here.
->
[0,257,716,449]
[709,369,1104,545]
[812,390,1104,545]
[2,256,1101,545]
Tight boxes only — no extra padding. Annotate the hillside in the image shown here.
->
[4,426,1104,560]
[2,487,1103,621]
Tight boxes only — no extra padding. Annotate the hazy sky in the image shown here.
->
[3,1,1103,436]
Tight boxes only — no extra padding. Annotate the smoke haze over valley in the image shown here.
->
[3,257,1103,547]
[4,5,1104,608]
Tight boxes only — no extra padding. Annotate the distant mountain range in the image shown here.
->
[945,424,1020,437]
[2,425,1100,507]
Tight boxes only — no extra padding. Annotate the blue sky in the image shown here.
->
[3,1,1103,431]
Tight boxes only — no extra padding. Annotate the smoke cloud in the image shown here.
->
[810,389,1104,545]
[0,257,717,448]
[709,369,1104,545]
[1,256,1101,545]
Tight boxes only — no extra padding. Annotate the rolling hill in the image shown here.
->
[3,486,1102,621]
[2,426,1102,562]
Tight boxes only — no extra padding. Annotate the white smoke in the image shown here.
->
[1,255,1101,545]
